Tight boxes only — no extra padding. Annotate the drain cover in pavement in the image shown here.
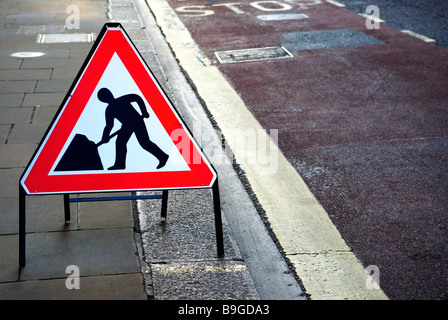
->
[36,33,95,44]
[282,28,385,51]
[215,46,293,64]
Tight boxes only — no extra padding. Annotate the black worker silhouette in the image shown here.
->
[55,88,169,172]
[97,88,169,170]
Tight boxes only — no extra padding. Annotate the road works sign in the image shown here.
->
[20,23,216,194]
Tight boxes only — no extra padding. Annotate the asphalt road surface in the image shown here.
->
[164,0,448,299]
[343,0,448,49]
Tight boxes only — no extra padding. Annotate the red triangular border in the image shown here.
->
[20,23,216,194]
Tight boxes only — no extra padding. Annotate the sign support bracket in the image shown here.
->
[19,183,224,267]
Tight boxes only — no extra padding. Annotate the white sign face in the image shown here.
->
[50,53,190,175]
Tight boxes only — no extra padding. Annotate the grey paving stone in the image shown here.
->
[50,66,82,80]
[25,195,78,233]
[21,228,140,280]
[0,107,32,124]
[78,199,134,229]
[22,92,65,107]
[0,195,71,236]
[0,80,36,93]
[30,106,57,123]
[0,125,10,143]
[0,273,147,300]
[35,79,71,92]
[68,48,90,60]
[7,123,47,144]
[0,168,23,197]
[20,58,83,69]
[0,68,51,81]
[0,235,19,282]
[0,59,22,69]
[0,197,19,235]
[0,93,23,107]
[0,143,35,168]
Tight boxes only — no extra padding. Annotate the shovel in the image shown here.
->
[96,128,121,147]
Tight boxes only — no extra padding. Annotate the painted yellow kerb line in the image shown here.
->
[147,0,388,300]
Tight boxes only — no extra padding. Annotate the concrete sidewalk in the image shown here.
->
[0,0,150,299]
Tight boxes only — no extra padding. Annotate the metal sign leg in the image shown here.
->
[64,194,71,223]
[212,179,224,257]
[161,190,168,219]
[19,186,26,267]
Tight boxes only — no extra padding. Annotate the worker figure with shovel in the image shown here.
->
[97,87,169,170]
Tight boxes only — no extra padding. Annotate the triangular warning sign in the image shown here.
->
[20,23,216,194]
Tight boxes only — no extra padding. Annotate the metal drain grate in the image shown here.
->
[36,33,95,44]
[215,46,293,64]
[257,13,308,21]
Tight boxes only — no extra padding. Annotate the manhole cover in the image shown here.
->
[215,46,293,64]
[36,33,95,44]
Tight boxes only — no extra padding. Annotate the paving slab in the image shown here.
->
[0,168,22,197]
[78,199,134,229]
[0,107,32,124]
[0,69,51,81]
[0,125,10,143]
[0,93,24,107]
[21,92,65,107]
[30,106,57,123]
[35,79,71,93]
[0,195,78,235]
[0,273,147,300]
[0,235,19,282]
[0,80,36,94]
[0,143,35,167]
[0,58,22,69]
[20,58,83,69]
[6,123,47,144]
[20,228,140,280]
